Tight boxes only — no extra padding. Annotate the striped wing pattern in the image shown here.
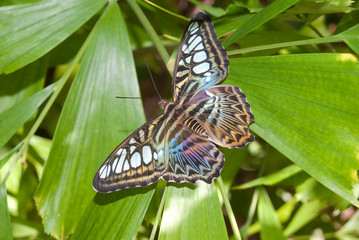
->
[93,12,254,193]
[93,116,167,192]
[171,12,229,104]
[186,85,254,148]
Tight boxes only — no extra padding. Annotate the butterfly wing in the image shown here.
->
[186,85,255,148]
[93,115,168,193]
[161,125,224,184]
[172,12,229,103]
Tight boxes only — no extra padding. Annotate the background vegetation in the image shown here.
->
[0,0,358,239]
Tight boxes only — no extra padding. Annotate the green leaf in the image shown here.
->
[286,0,353,15]
[35,2,147,238]
[336,11,359,55]
[234,165,303,190]
[0,82,57,149]
[72,187,155,239]
[258,187,285,240]
[284,199,324,236]
[187,0,225,17]
[0,57,47,112]
[226,53,359,207]
[220,147,248,191]
[0,0,107,74]
[0,143,22,170]
[0,182,12,240]
[222,0,300,47]
[159,182,228,240]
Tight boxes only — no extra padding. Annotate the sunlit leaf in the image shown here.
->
[0,82,58,149]
[234,165,302,190]
[258,187,285,240]
[72,187,154,239]
[159,182,228,240]
[35,2,146,238]
[0,57,47,112]
[0,0,107,73]
[0,183,12,240]
[284,199,324,236]
[222,0,300,47]
[226,53,359,207]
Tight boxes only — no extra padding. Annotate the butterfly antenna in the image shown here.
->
[144,59,162,100]
[115,96,158,100]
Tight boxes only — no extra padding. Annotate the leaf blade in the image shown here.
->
[0,82,57,149]
[159,183,228,240]
[227,53,359,207]
[222,0,300,47]
[35,2,147,238]
[258,187,285,240]
[0,0,107,73]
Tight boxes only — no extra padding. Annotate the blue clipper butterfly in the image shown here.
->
[93,12,254,193]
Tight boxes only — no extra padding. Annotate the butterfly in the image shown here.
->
[93,12,254,193]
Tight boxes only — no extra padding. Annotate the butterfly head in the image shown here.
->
[159,99,171,111]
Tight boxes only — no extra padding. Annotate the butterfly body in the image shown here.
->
[93,12,254,193]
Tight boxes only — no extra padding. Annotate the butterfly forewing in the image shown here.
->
[172,12,229,103]
[93,115,167,193]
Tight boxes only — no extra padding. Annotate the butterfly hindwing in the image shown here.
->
[186,85,255,148]
[162,127,224,184]
[172,12,229,103]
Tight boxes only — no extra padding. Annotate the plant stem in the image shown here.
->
[150,186,168,240]
[228,35,345,56]
[240,188,259,240]
[127,0,170,64]
[217,177,242,240]
[140,0,189,21]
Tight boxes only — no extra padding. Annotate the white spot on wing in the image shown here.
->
[99,165,107,179]
[129,138,136,144]
[193,51,207,63]
[193,62,210,74]
[116,148,124,156]
[185,56,192,64]
[112,158,119,172]
[194,43,204,51]
[115,155,125,174]
[123,161,130,171]
[189,22,199,33]
[187,36,202,53]
[130,152,141,168]
[142,146,152,165]
[188,34,196,44]
[130,146,136,154]
[153,151,158,160]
